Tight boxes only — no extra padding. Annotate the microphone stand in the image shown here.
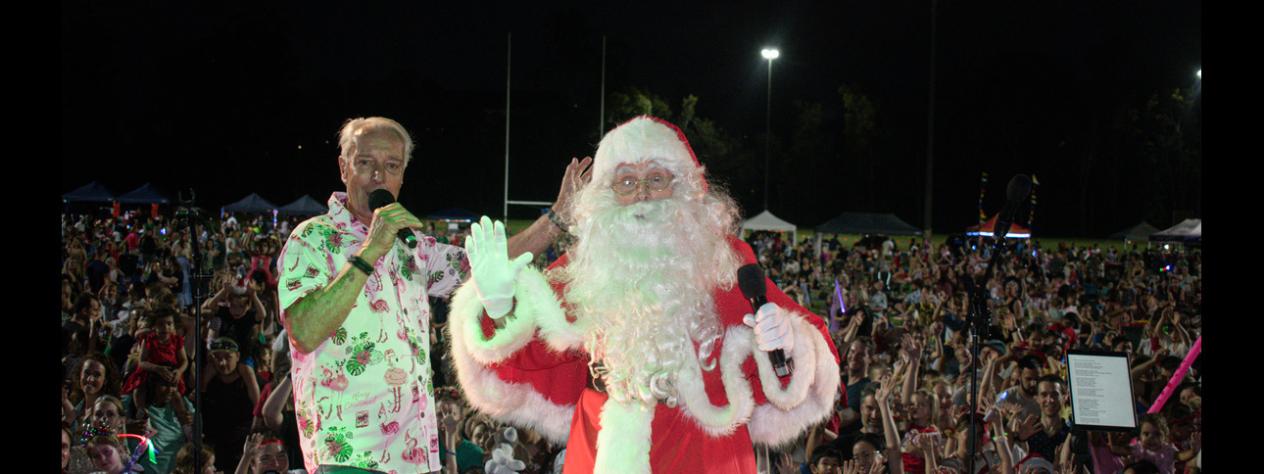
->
[964,234,1008,474]
[177,190,208,472]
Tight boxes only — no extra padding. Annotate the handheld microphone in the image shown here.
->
[737,264,793,377]
[993,175,1033,240]
[368,189,418,249]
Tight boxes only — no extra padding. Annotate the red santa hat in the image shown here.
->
[593,115,708,192]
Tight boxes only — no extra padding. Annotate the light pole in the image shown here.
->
[761,47,779,211]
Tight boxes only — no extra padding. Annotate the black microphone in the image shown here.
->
[368,189,418,249]
[737,264,793,377]
[993,175,1033,240]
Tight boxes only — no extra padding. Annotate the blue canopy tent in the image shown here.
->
[815,212,923,236]
[277,195,328,216]
[223,193,278,214]
[116,183,170,205]
[62,181,116,204]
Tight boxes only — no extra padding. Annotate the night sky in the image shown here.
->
[61,1,1201,237]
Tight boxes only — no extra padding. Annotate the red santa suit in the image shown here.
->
[451,241,842,473]
[447,116,841,473]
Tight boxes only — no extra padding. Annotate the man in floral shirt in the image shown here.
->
[278,117,589,473]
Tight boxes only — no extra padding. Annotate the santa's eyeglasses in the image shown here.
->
[611,172,674,195]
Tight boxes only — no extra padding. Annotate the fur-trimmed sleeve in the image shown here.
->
[745,308,842,448]
[725,236,843,448]
[447,266,588,445]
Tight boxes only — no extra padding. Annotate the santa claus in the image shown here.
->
[448,116,841,473]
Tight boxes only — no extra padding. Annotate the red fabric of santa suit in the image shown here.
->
[448,237,841,474]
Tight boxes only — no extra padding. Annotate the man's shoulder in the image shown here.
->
[287,215,336,240]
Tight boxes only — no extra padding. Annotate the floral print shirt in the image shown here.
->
[278,192,469,473]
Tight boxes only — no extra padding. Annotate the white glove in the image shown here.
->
[742,303,795,354]
[485,443,526,473]
[465,216,533,319]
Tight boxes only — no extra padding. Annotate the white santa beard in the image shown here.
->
[560,190,740,405]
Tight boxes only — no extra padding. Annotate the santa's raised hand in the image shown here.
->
[465,216,533,318]
[743,302,796,354]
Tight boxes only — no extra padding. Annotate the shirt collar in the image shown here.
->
[327,192,370,236]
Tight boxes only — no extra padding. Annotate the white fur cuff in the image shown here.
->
[447,268,577,444]
[752,313,819,410]
[746,314,841,448]
[450,274,538,365]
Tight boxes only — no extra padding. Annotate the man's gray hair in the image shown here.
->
[338,117,415,166]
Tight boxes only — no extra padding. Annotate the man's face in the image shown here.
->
[82,299,101,319]
[254,442,289,473]
[1021,368,1040,396]
[611,162,675,206]
[1037,381,1062,417]
[339,128,407,220]
[847,342,869,372]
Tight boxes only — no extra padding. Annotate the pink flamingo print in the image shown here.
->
[381,421,399,435]
[319,366,349,392]
[383,349,408,413]
[370,299,389,313]
[400,432,425,465]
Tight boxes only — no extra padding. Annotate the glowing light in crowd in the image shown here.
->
[964,231,1031,238]
[118,434,158,464]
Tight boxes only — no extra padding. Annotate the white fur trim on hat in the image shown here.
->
[592,116,701,188]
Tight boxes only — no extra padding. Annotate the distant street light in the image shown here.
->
[1197,68,1201,79]
[761,48,779,211]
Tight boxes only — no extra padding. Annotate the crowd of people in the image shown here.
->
[742,231,1202,474]
[60,208,1201,474]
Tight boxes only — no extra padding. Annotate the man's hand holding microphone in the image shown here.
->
[357,189,425,264]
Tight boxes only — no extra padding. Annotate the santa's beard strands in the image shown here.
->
[554,180,743,406]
